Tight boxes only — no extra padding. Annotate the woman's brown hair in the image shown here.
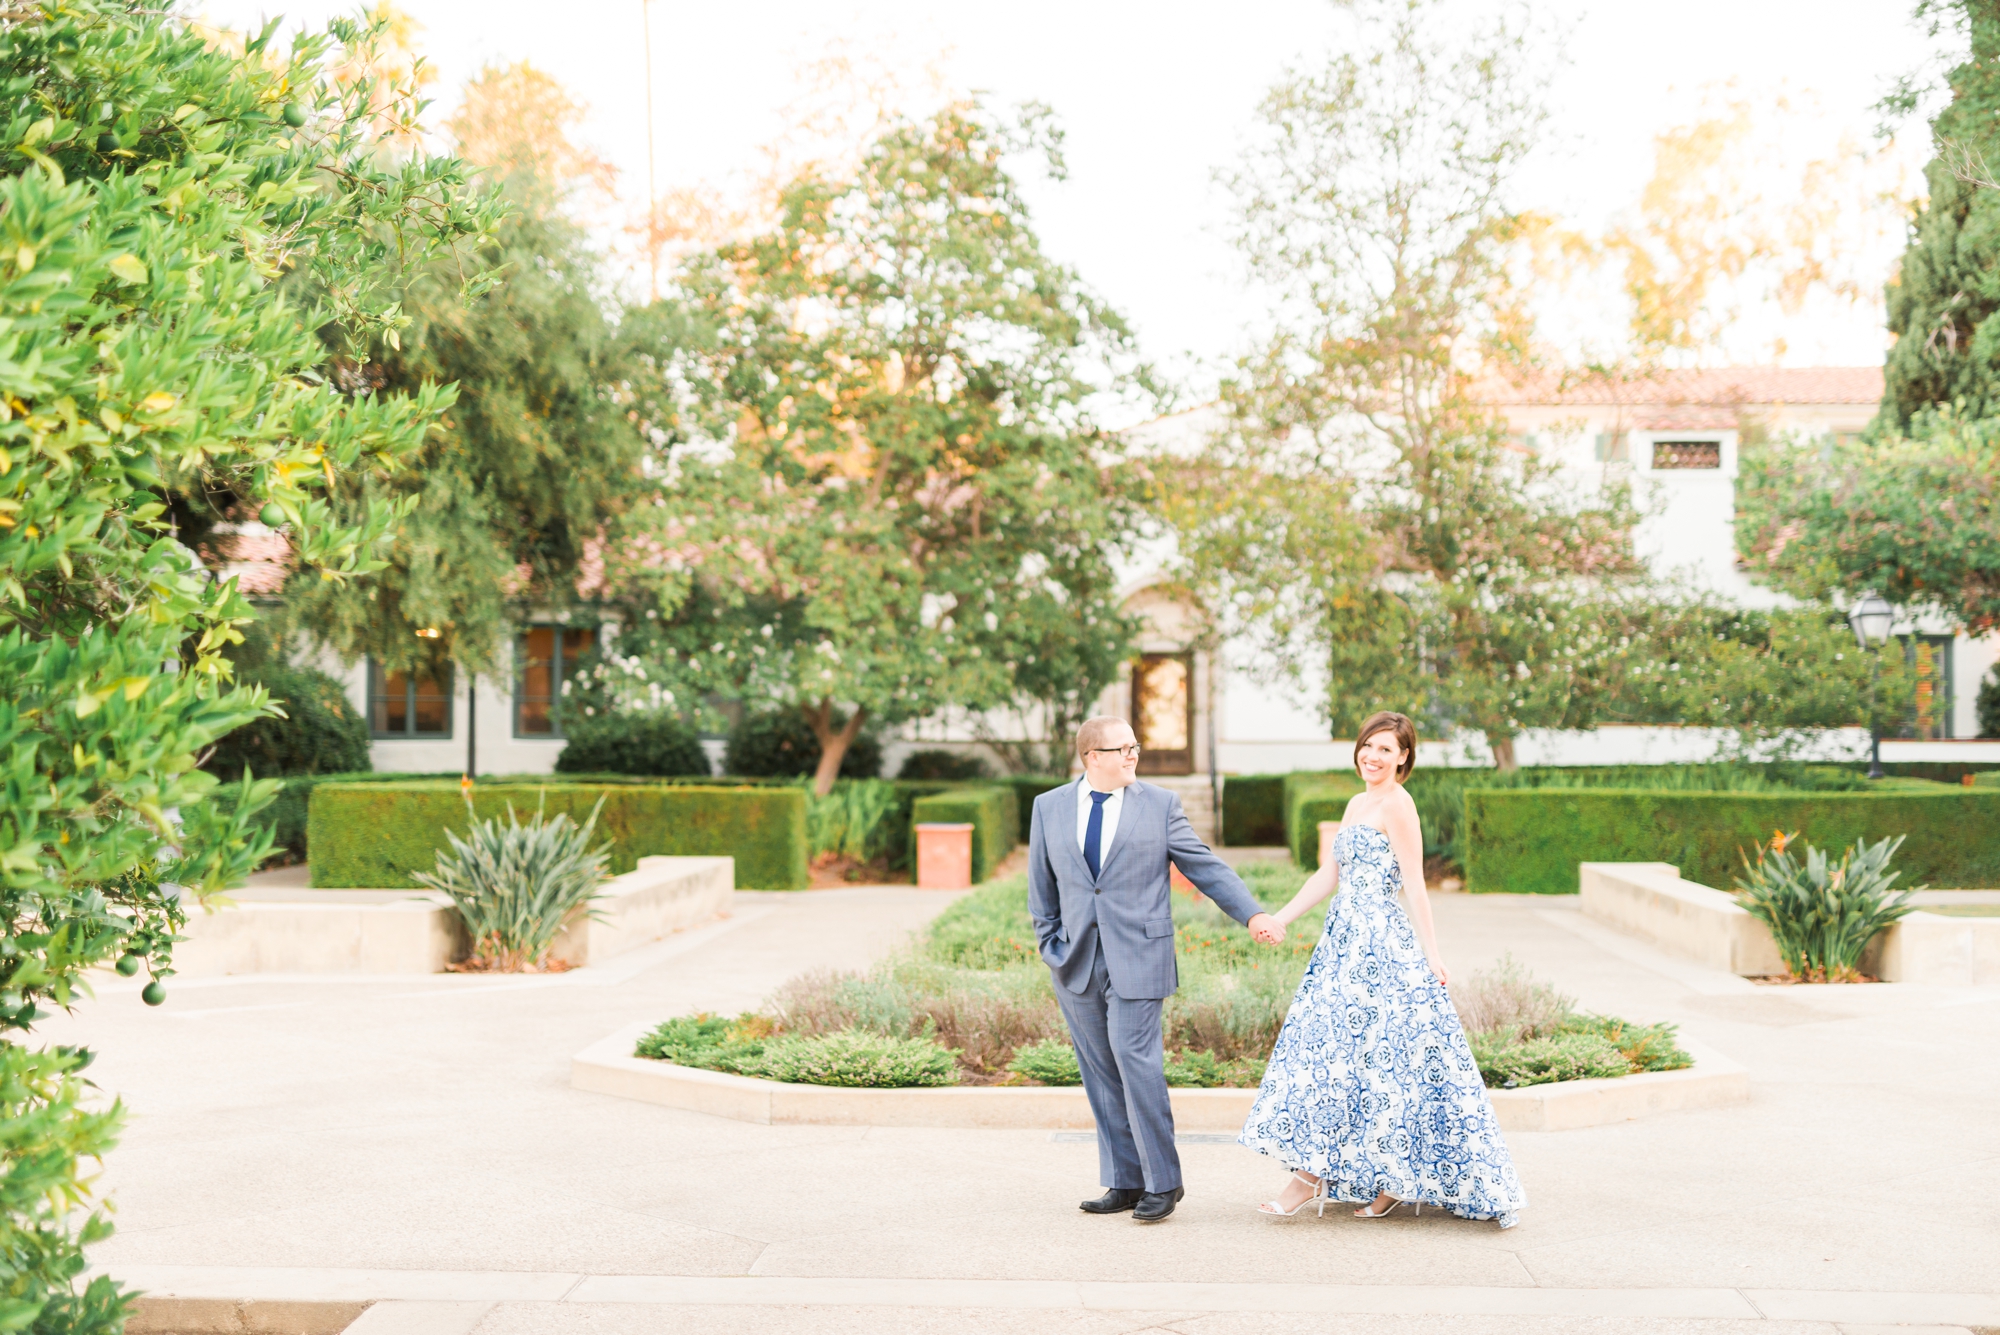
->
[1353,711,1418,782]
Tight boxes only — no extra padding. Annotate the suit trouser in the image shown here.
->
[1054,946,1181,1193]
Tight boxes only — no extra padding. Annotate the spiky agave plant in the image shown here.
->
[416,795,611,971]
[1733,832,1920,982]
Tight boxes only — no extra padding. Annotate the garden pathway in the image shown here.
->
[38,877,2000,1335]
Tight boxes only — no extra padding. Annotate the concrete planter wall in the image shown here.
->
[1580,861,2000,985]
[174,856,731,976]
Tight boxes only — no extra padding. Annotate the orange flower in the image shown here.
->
[1770,830,1789,853]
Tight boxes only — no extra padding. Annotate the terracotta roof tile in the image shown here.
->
[1477,366,1883,408]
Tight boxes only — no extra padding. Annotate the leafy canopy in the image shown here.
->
[609,100,1146,792]
[1170,0,1645,766]
[280,59,650,680]
[0,4,496,1328]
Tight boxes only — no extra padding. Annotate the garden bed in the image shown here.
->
[571,1022,1746,1132]
[624,864,1698,1095]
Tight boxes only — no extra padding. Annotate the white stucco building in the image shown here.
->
[243,364,1995,804]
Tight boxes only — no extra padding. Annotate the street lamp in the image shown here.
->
[1847,592,1894,780]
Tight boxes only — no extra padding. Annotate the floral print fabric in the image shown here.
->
[1239,823,1526,1226]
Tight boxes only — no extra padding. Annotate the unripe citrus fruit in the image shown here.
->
[116,954,142,976]
[141,981,167,1007]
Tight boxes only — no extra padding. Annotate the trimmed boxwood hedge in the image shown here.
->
[308,780,810,890]
[1222,774,1288,846]
[1284,772,1362,869]
[996,775,1070,832]
[910,786,1018,884]
[1464,787,2000,894]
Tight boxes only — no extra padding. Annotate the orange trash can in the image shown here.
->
[916,822,975,890]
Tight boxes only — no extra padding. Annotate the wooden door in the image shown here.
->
[1132,652,1194,775]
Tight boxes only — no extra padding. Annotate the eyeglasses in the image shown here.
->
[1087,745,1142,760]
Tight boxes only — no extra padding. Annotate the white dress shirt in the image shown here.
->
[1075,776,1126,863]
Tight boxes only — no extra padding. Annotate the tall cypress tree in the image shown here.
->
[1882,1,2000,427]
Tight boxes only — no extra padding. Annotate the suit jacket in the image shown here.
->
[1027,779,1262,1000]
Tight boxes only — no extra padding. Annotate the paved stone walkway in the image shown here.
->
[40,880,2000,1335]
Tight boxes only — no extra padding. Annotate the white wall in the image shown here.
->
[324,653,570,777]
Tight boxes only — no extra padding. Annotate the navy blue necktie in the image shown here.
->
[1084,790,1111,878]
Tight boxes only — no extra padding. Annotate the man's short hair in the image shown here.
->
[1075,716,1132,758]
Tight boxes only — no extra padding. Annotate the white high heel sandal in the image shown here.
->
[1257,1172,1327,1217]
[1354,1194,1418,1219]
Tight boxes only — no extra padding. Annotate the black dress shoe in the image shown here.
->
[1132,1186,1185,1223]
[1080,1188,1145,1214]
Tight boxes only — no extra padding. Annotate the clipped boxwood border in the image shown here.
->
[1222,774,1288,847]
[308,780,809,890]
[1466,788,2000,894]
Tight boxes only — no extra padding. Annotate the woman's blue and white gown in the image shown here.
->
[1239,823,1526,1226]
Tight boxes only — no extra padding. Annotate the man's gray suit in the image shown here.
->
[1028,779,1263,1194]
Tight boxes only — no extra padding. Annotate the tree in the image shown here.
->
[612,102,1147,794]
[284,61,650,685]
[1881,0,2000,428]
[1736,5,2000,652]
[1175,0,1646,769]
[0,5,494,1328]
[204,627,371,777]
[1736,411,2000,632]
[1612,603,1916,755]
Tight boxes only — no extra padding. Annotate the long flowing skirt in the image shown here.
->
[1238,824,1526,1225]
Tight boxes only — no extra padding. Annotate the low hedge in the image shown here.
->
[1222,774,1287,846]
[1463,788,2000,894]
[213,770,463,865]
[910,785,1018,884]
[1284,772,1362,870]
[308,780,809,890]
[996,775,1072,835]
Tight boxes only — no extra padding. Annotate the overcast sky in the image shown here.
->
[199,1,1942,404]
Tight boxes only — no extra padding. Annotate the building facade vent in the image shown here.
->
[1652,440,1721,470]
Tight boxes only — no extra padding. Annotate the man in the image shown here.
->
[1027,716,1284,1223]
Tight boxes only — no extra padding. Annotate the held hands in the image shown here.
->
[1248,913,1286,945]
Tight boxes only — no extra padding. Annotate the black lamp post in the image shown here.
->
[1847,592,1894,780]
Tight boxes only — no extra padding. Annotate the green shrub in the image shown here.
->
[1463,788,2000,894]
[1558,1014,1691,1073]
[634,1013,771,1074]
[1981,670,2000,739]
[213,769,463,865]
[1007,1038,1081,1085]
[1285,773,1362,868]
[910,785,1018,882]
[897,749,990,780]
[413,797,610,970]
[1222,774,1288,846]
[995,775,1072,834]
[923,875,1043,968]
[805,779,907,863]
[204,661,372,780]
[725,709,882,779]
[555,712,710,777]
[308,781,809,889]
[1164,1048,1269,1088]
[754,1028,960,1087]
[1733,833,1919,981]
[1470,1030,1632,1088]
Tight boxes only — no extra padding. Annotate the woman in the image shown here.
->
[1238,711,1525,1228]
